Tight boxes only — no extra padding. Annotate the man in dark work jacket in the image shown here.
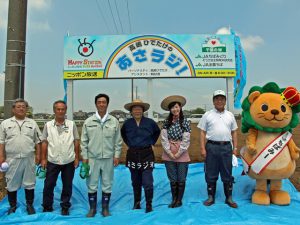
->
[121,99,160,213]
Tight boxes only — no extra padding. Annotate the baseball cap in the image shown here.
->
[213,90,226,98]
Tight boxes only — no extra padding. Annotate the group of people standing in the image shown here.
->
[0,89,239,217]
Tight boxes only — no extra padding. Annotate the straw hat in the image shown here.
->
[161,95,186,111]
[124,99,150,112]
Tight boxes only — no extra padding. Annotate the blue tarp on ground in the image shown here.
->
[0,162,300,225]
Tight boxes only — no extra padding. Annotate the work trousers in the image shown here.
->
[5,154,35,191]
[43,161,75,209]
[86,157,114,194]
[129,168,153,191]
[205,142,233,184]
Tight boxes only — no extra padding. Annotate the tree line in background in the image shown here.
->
[0,106,33,119]
[0,106,206,120]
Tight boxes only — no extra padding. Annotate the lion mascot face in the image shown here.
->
[242,82,300,133]
[241,82,300,206]
[250,92,292,128]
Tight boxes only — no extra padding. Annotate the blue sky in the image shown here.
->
[0,0,299,114]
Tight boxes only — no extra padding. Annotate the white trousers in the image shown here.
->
[5,153,35,192]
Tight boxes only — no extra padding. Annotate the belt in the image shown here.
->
[207,140,230,145]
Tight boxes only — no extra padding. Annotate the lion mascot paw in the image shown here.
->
[240,82,300,206]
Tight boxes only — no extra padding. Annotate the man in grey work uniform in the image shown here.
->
[197,90,238,208]
[0,98,42,215]
[81,93,122,217]
[41,100,80,215]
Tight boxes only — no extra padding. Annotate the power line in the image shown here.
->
[114,0,124,33]
[126,0,132,33]
[107,0,119,34]
[95,0,112,34]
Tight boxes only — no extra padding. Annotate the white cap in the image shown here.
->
[213,90,226,98]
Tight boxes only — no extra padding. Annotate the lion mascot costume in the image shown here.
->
[240,82,300,205]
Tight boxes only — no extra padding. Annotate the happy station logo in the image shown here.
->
[77,38,96,57]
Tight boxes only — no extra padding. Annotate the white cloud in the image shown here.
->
[216,27,231,35]
[0,73,5,92]
[0,0,8,29]
[28,0,52,11]
[216,26,264,52]
[0,18,7,29]
[241,35,264,51]
[0,0,52,30]
[29,21,51,31]
[0,0,8,13]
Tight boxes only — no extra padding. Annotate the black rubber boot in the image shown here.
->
[86,192,97,217]
[145,189,153,213]
[42,206,53,212]
[61,207,69,216]
[203,183,216,206]
[132,186,142,209]
[25,189,36,215]
[168,182,178,208]
[173,182,185,208]
[224,182,238,208]
[7,191,17,215]
[101,192,111,217]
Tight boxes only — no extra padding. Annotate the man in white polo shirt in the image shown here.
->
[41,100,80,215]
[197,90,238,208]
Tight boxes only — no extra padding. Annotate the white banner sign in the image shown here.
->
[64,34,236,80]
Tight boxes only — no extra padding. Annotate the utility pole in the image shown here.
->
[4,0,28,118]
